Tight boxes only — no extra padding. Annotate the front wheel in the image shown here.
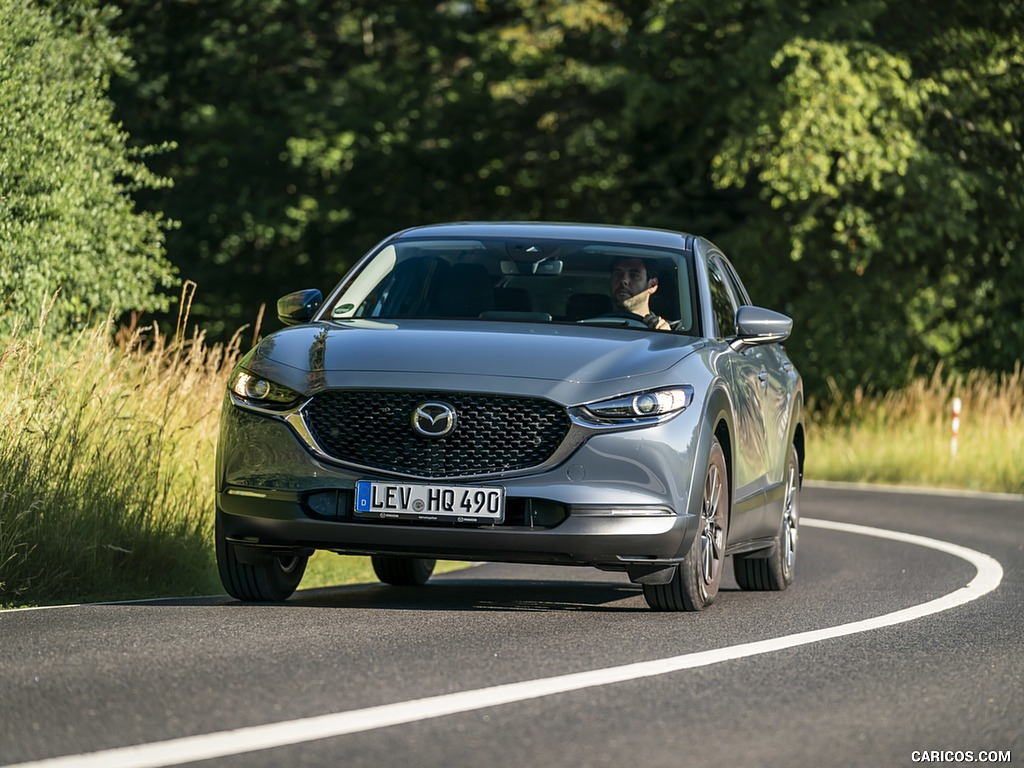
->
[734,444,800,591]
[644,437,729,611]
[216,513,308,602]
[371,556,436,586]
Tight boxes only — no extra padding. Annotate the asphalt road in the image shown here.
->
[1,485,1022,768]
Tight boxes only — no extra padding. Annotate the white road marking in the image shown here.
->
[5,518,1004,768]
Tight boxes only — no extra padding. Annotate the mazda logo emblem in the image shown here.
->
[412,401,457,437]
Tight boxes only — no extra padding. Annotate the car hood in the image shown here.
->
[253,319,702,385]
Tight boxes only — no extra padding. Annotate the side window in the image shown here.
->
[720,257,752,306]
[708,257,738,339]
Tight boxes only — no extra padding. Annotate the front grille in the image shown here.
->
[303,390,571,477]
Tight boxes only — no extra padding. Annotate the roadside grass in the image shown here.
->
[1,308,1019,608]
[0,304,233,606]
[300,553,469,591]
[0,306,468,608]
[806,364,1024,495]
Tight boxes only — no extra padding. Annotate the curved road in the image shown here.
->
[1,485,1021,767]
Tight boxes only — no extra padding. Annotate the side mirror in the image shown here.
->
[277,289,322,326]
[730,305,792,350]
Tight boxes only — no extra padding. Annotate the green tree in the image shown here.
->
[111,1,490,336]
[109,0,1022,399]
[688,0,1023,395]
[0,0,176,335]
[110,0,643,336]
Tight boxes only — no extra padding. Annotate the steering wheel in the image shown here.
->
[576,311,649,329]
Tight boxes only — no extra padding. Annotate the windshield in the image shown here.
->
[323,237,697,334]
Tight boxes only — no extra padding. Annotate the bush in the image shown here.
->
[0,0,176,337]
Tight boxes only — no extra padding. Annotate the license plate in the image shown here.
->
[354,480,505,524]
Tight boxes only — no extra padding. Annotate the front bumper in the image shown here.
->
[217,400,704,573]
[218,489,692,570]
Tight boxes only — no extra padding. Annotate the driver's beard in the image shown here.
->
[618,291,648,315]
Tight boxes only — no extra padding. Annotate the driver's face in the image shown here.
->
[611,258,657,313]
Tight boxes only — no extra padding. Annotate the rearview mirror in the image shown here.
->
[277,289,322,326]
[500,259,563,276]
[730,306,793,350]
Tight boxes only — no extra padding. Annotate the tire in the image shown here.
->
[216,512,308,602]
[734,444,800,591]
[371,555,436,586]
[643,437,729,611]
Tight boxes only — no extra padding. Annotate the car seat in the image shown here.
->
[565,292,612,320]
[430,263,495,317]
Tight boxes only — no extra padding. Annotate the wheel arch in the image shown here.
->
[788,388,806,486]
[705,383,735,498]
[793,419,806,484]
[696,381,735,521]
[714,415,733,508]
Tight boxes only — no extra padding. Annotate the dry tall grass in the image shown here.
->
[807,363,1024,494]
[0,293,244,604]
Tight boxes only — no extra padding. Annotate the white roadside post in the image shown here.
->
[951,396,962,459]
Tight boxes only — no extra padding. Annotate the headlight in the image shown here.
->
[228,369,302,411]
[577,386,694,424]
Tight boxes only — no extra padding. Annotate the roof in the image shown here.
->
[388,221,696,252]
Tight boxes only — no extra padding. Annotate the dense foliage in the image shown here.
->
[0,0,176,335]
[4,1,1021,398]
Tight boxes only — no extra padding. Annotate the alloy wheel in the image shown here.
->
[699,461,725,599]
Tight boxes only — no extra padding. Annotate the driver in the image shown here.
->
[610,257,671,330]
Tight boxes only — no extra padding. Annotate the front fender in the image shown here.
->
[676,381,734,545]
